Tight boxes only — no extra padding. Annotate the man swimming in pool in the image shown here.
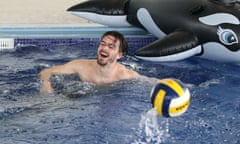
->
[39,31,140,94]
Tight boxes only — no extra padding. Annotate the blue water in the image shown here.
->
[0,40,240,144]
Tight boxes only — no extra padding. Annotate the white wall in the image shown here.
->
[0,0,88,25]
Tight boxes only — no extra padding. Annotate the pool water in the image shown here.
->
[0,39,239,144]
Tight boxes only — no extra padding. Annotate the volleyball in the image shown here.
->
[150,78,190,117]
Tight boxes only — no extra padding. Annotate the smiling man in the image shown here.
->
[39,31,140,94]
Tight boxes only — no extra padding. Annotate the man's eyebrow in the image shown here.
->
[109,43,116,47]
[100,41,116,47]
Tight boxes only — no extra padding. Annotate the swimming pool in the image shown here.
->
[0,26,239,144]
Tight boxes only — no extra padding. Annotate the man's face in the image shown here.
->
[97,35,122,66]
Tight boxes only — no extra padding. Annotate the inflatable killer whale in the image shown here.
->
[67,0,240,63]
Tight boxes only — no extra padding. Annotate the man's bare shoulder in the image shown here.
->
[68,59,96,65]
[118,63,140,78]
[70,59,95,63]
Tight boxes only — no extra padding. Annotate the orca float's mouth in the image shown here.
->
[67,0,128,15]
[67,0,131,27]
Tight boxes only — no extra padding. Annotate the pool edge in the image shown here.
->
[0,24,153,38]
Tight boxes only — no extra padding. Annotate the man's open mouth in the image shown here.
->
[100,51,109,58]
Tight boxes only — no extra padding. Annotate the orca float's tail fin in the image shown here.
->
[67,0,131,26]
[135,31,202,62]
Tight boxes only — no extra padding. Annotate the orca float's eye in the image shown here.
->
[217,26,238,45]
[224,32,236,43]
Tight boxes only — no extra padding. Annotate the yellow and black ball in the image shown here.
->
[150,78,190,117]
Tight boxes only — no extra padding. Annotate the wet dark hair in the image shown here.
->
[101,31,128,56]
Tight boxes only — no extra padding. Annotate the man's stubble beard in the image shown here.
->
[97,56,115,66]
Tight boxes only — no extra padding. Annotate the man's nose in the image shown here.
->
[102,44,110,50]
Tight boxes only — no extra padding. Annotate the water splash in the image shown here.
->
[132,108,170,144]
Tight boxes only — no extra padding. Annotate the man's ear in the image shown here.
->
[117,52,123,60]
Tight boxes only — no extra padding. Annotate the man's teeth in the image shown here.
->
[101,52,108,57]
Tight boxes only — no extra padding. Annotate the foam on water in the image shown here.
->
[132,108,170,144]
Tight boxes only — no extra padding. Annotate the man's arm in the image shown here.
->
[39,60,78,94]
